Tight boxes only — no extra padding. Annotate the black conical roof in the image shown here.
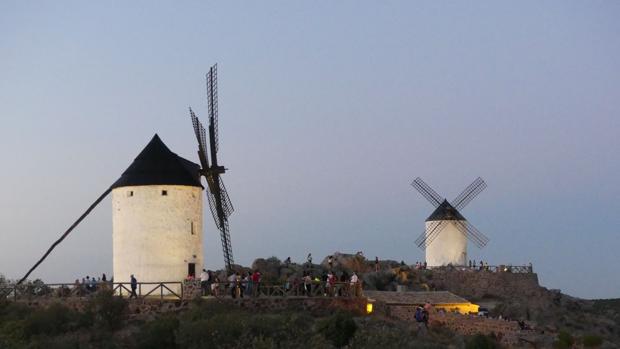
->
[111,134,203,189]
[425,200,466,222]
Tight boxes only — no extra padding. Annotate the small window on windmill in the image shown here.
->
[127,191,133,198]
[162,190,168,196]
[190,221,195,235]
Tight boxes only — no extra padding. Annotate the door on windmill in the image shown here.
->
[188,263,196,279]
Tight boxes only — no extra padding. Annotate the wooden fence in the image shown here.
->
[0,280,361,301]
[425,265,534,273]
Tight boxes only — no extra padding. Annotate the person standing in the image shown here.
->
[375,256,380,272]
[200,269,210,296]
[245,271,253,297]
[350,272,359,297]
[303,273,312,296]
[211,276,220,297]
[130,274,138,299]
[228,272,238,298]
[415,306,429,329]
[252,270,261,297]
[327,255,333,270]
[327,272,336,296]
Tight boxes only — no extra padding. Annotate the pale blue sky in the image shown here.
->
[1,1,618,298]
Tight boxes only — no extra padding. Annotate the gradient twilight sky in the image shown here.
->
[1,2,619,299]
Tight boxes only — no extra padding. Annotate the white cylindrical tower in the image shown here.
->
[424,220,467,266]
[424,200,468,266]
[111,134,204,292]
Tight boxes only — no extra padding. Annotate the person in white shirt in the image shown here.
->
[200,269,210,296]
[228,272,239,298]
[350,272,359,297]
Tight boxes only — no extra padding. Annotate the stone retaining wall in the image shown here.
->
[386,305,552,347]
[426,269,541,301]
[12,295,367,318]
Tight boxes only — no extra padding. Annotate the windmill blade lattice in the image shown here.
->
[206,64,220,153]
[453,220,489,248]
[415,220,448,249]
[452,177,486,211]
[415,220,440,247]
[206,177,234,224]
[411,177,443,208]
[189,63,236,271]
[189,108,210,171]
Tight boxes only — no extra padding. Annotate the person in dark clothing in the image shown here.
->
[130,274,138,299]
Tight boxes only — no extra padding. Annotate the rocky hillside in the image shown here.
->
[232,254,619,347]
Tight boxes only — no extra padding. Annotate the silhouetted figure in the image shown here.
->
[130,274,138,299]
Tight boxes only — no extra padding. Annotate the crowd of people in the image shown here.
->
[73,273,110,294]
[188,268,363,299]
[193,269,264,299]
[414,261,428,270]
[468,259,490,270]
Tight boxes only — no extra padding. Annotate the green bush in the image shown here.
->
[23,303,79,337]
[317,312,357,348]
[465,333,499,349]
[177,305,320,349]
[177,314,245,348]
[137,315,179,349]
[87,289,127,330]
[23,334,82,349]
[554,330,575,349]
[582,334,603,347]
[0,318,27,348]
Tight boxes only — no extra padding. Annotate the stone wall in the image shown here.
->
[387,305,552,347]
[13,295,368,319]
[230,297,368,315]
[426,269,542,301]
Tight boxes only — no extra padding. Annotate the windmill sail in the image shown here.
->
[411,177,443,208]
[411,177,490,252]
[189,63,235,271]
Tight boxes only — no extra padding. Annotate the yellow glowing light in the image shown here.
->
[433,303,479,314]
[366,303,373,314]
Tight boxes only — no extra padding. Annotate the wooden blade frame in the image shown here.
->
[189,108,210,172]
[452,177,486,211]
[411,177,443,208]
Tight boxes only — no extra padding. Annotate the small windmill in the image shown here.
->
[411,177,489,266]
[189,64,235,271]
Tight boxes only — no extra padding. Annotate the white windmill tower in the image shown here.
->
[113,64,236,286]
[411,177,490,266]
[15,64,235,291]
[111,134,205,286]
